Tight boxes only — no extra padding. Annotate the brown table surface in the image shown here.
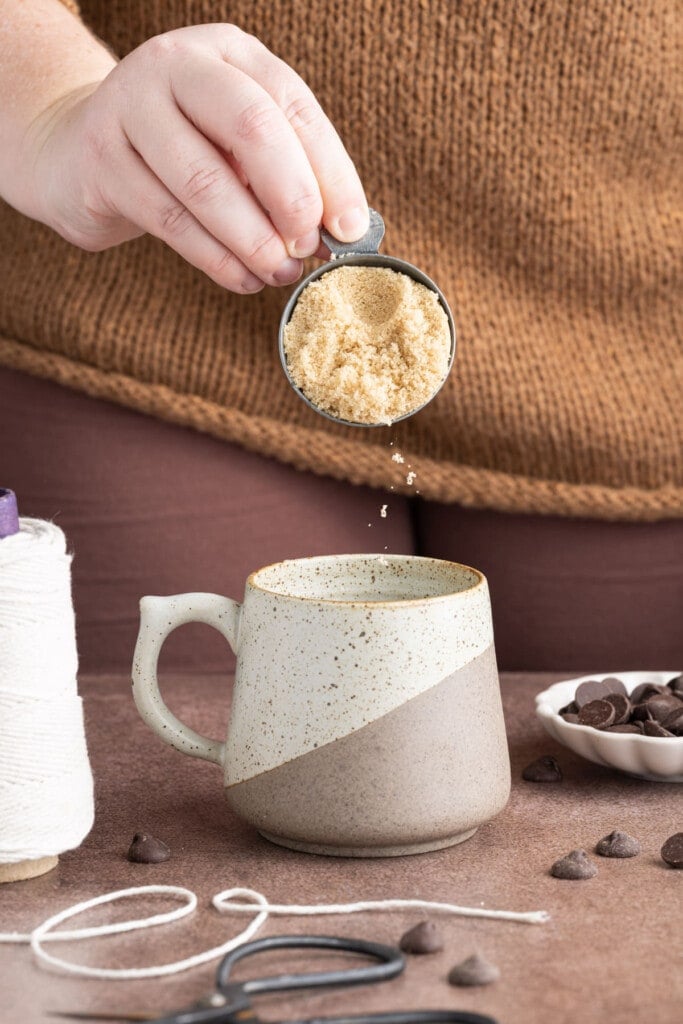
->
[2,672,681,1024]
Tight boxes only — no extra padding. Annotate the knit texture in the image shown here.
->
[1,0,681,519]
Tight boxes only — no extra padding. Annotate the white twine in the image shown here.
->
[0,885,550,979]
[0,518,94,863]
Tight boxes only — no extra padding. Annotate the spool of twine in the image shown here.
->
[0,490,94,883]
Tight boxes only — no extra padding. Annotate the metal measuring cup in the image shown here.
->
[278,209,456,427]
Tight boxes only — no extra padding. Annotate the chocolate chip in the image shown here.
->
[564,679,681,739]
[662,706,683,735]
[559,701,579,716]
[644,693,682,723]
[600,677,628,697]
[575,679,611,708]
[578,699,616,730]
[522,755,563,782]
[595,830,641,858]
[667,674,683,697]
[603,692,631,725]
[550,849,598,879]
[447,953,500,987]
[127,832,171,863]
[630,682,666,704]
[399,921,444,954]
[642,720,674,738]
[661,833,683,869]
[631,701,654,722]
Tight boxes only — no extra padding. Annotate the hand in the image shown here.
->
[29,23,369,293]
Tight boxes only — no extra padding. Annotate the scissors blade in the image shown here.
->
[48,1012,158,1022]
[50,1002,259,1024]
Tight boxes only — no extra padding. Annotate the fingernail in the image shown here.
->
[289,228,320,259]
[273,257,302,285]
[333,206,369,242]
[242,275,264,293]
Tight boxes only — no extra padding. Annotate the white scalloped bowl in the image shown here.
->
[535,671,683,782]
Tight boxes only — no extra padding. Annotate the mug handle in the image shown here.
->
[132,593,241,767]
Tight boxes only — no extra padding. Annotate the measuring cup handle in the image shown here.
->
[321,207,385,257]
[132,593,241,767]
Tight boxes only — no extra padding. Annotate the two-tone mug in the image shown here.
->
[132,554,510,857]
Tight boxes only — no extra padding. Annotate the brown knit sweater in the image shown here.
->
[1,1,681,520]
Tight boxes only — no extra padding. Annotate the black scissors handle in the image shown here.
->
[147,936,499,1024]
[286,1014,497,1024]
[217,934,405,998]
[282,1011,497,1019]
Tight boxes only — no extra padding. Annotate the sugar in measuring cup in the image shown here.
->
[278,209,456,427]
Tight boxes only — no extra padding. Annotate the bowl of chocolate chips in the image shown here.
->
[535,671,683,782]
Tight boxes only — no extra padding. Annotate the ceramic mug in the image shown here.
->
[132,554,510,857]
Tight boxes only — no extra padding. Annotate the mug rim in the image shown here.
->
[246,553,486,606]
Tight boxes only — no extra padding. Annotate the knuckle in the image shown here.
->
[234,100,280,146]
[284,188,321,220]
[157,200,192,237]
[220,22,249,49]
[60,224,108,252]
[182,163,226,206]
[143,31,188,61]
[284,95,323,135]
[80,122,110,166]
[225,25,272,64]
[324,168,357,195]
[245,230,283,266]
[57,203,115,251]
[208,248,238,280]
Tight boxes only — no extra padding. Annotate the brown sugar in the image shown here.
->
[283,266,451,425]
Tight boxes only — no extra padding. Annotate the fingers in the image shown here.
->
[124,99,303,286]
[88,25,370,289]
[221,32,369,248]
[109,143,265,294]
[171,56,326,260]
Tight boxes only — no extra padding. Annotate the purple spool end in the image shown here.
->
[0,488,20,538]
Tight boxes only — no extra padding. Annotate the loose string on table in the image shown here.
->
[0,885,550,980]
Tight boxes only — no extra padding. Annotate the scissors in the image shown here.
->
[51,933,498,1024]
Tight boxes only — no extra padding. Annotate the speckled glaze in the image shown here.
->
[132,555,510,856]
[228,644,509,856]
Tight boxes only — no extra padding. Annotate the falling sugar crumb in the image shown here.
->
[380,504,388,518]
[406,471,417,485]
[391,452,405,464]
